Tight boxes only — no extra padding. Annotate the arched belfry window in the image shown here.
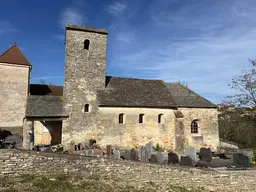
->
[158,114,163,124]
[119,113,124,124]
[191,120,199,134]
[84,39,90,50]
[84,104,90,113]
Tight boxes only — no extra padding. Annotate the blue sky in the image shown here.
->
[0,0,255,104]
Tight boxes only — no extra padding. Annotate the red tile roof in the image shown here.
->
[0,43,31,66]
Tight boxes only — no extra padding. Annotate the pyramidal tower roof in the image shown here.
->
[0,43,31,66]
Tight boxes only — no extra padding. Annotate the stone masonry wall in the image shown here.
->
[62,28,107,149]
[0,63,29,128]
[179,108,219,150]
[1,149,256,191]
[97,107,175,150]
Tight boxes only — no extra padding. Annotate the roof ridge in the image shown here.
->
[0,43,16,57]
[30,84,63,87]
[0,43,31,66]
[164,82,217,108]
[106,75,162,81]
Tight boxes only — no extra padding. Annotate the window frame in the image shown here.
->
[191,119,199,134]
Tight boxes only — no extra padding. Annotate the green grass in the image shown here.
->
[168,184,204,192]
[0,174,204,192]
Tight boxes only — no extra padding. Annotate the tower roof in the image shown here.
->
[65,24,108,35]
[0,43,31,66]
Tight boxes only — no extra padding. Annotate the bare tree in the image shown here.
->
[226,60,256,107]
[40,79,46,84]
[219,60,256,147]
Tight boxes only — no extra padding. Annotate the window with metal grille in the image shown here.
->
[191,120,199,133]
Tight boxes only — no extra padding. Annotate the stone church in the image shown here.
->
[0,24,219,152]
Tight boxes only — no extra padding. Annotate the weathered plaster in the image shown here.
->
[0,63,29,128]
[63,107,175,150]
[178,108,219,150]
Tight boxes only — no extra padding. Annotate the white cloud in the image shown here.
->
[107,0,256,103]
[0,20,16,36]
[59,8,86,28]
[106,1,126,16]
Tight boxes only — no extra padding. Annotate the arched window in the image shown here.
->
[139,114,144,124]
[119,113,124,124]
[84,39,90,50]
[191,120,199,134]
[84,104,90,113]
[158,114,163,124]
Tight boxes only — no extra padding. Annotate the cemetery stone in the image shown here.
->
[184,147,197,161]
[196,160,210,167]
[130,149,138,161]
[114,150,121,160]
[140,146,149,162]
[146,141,153,157]
[150,154,158,163]
[180,156,193,166]
[233,153,250,168]
[106,145,112,156]
[199,148,212,162]
[88,149,94,156]
[168,152,179,164]
[156,152,164,164]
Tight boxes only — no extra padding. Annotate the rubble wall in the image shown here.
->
[179,108,219,151]
[0,149,256,192]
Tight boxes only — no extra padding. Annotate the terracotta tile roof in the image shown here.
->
[0,43,31,66]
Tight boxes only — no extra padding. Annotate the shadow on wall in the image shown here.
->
[0,129,12,139]
[40,121,62,145]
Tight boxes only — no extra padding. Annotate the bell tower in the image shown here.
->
[62,24,108,148]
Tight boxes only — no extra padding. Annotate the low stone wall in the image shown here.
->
[1,149,256,191]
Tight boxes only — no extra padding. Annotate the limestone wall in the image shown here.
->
[98,107,175,149]
[62,107,175,150]
[178,108,219,150]
[1,149,256,191]
[62,28,107,149]
[0,63,29,128]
